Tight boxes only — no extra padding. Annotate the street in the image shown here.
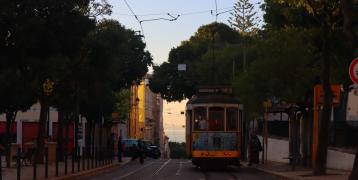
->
[78,158,279,180]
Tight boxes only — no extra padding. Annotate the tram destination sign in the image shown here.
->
[197,86,233,95]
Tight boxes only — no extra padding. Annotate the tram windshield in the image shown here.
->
[193,106,239,131]
[208,107,224,131]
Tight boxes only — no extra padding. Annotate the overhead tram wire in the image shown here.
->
[209,0,235,84]
[111,7,233,17]
[215,0,218,21]
[123,0,147,43]
[122,0,234,53]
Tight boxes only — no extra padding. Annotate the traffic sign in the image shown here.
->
[349,58,358,84]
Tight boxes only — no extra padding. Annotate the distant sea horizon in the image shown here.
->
[166,129,185,143]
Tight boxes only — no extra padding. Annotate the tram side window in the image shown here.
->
[194,107,207,131]
[227,108,238,131]
[208,107,224,131]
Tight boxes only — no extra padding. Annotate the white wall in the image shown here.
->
[327,149,355,171]
[262,136,355,171]
[259,136,290,163]
[0,102,58,122]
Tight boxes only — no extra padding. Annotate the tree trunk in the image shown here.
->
[92,122,96,161]
[85,119,91,162]
[57,108,64,161]
[36,99,49,163]
[65,120,69,159]
[5,110,17,167]
[313,27,332,175]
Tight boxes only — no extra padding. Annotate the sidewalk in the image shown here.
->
[246,161,351,180]
[1,157,131,180]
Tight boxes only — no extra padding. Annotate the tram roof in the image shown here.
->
[187,94,240,105]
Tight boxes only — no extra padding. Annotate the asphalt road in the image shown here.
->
[78,158,279,180]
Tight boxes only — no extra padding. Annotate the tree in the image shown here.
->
[282,0,345,175]
[113,89,131,123]
[229,0,260,34]
[263,0,357,175]
[79,19,152,153]
[339,0,358,179]
[150,22,242,101]
[0,68,36,166]
[0,0,97,162]
[234,27,317,112]
[228,0,260,72]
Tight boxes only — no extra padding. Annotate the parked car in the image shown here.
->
[142,140,161,159]
[122,139,138,157]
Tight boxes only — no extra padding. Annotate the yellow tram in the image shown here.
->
[185,86,243,167]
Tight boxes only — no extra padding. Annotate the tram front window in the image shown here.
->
[194,107,207,131]
[208,107,224,131]
[227,108,238,131]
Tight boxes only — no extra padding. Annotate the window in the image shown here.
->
[226,108,238,131]
[194,107,207,131]
[208,107,224,131]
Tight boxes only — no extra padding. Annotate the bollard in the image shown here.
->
[17,147,21,180]
[0,151,2,180]
[91,146,94,169]
[100,147,103,166]
[77,148,80,172]
[33,149,37,180]
[95,147,98,168]
[102,147,104,166]
[98,147,101,166]
[65,147,68,175]
[55,147,59,177]
[82,147,85,171]
[71,148,75,173]
[118,144,122,163]
[45,147,48,179]
[87,147,90,170]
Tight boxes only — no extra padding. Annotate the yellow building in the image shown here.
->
[128,77,164,147]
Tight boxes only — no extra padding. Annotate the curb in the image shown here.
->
[49,160,130,180]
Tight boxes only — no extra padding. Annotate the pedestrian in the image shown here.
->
[198,116,207,130]
[109,133,115,160]
[248,133,262,166]
[118,135,122,162]
[131,143,138,161]
[137,139,144,164]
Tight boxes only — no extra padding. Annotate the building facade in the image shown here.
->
[128,76,164,147]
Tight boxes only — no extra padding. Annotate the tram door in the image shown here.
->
[185,110,192,156]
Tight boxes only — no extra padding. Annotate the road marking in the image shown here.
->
[112,161,157,180]
[152,159,171,176]
[175,159,183,176]
[182,160,191,164]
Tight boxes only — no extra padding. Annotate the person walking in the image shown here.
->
[248,133,262,166]
[118,135,122,162]
[137,139,144,164]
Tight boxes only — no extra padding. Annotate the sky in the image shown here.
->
[106,0,263,142]
[107,0,263,65]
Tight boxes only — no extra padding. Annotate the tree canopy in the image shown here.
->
[149,22,242,101]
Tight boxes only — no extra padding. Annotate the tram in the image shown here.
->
[185,86,243,167]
